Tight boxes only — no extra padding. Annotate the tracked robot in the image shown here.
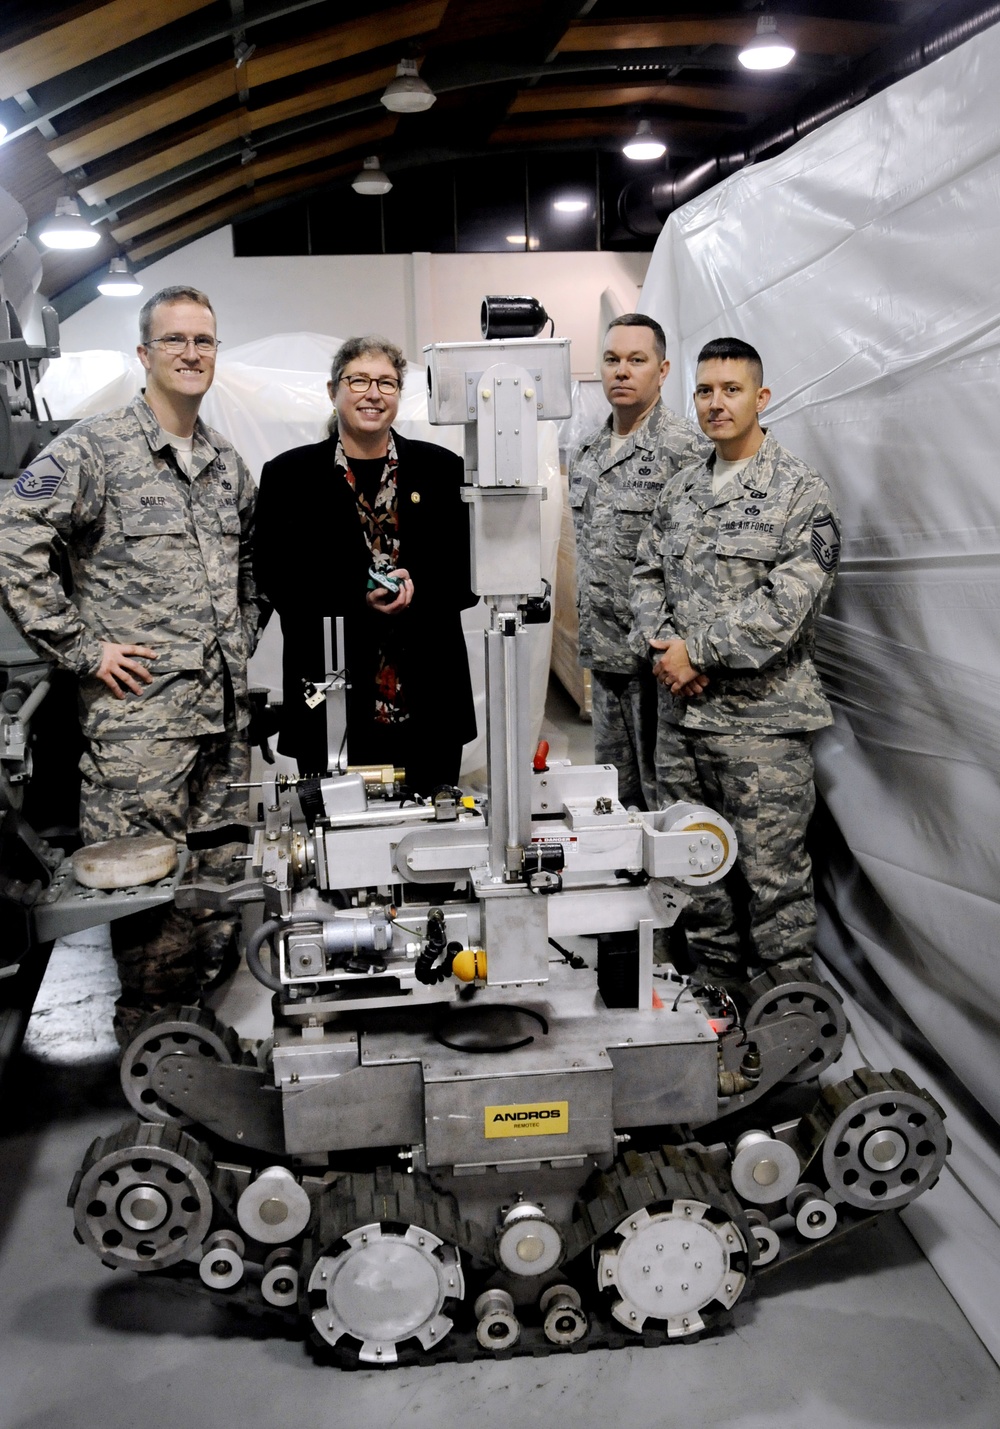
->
[68,304,949,1366]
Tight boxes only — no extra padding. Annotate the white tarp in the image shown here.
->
[639,23,1000,1361]
[35,334,563,777]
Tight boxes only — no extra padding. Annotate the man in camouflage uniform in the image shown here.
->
[629,337,840,978]
[0,285,260,1043]
[569,313,707,810]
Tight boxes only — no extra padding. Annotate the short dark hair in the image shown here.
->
[139,286,215,345]
[330,335,407,390]
[696,337,763,387]
[605,312,666,362]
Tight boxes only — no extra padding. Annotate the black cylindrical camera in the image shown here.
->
[481,295,550,339]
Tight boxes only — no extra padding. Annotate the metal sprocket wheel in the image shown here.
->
[303,1167,469,1366]
[597,1199,751,1338]
[69,1118,214,1271]
[119,1004,241,1125]
[744,961,847,1083]
[819,1069,948,1211]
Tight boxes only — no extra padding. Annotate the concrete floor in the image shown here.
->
[3,680,1000,1429]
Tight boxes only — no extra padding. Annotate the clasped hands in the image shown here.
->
[650,638,710,698]
[366,567,413,616]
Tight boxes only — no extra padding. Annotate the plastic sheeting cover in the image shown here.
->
[35,333,563,777]
[639,23,1000,1361]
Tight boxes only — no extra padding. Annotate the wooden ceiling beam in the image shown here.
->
[557,15,895,58]
[112,116,395,241]
[77,64,397,206]
[0,0,215,102]
[508,80,788,117]
[46,0,445,173]
[78,112,248,206]
[242,0,447,88]
[47,63,237,172]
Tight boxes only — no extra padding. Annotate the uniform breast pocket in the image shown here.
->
[120,503,188,568]
[715,531,781,563]
[218,507,242,537]
[612,509,654,560]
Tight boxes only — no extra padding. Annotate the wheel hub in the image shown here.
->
[308,1223,464,1364]
[598,1201,749,1336]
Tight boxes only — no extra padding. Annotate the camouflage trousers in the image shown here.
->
[655,724,817,972]
[79,732,251,1045]
[591,667,659,812]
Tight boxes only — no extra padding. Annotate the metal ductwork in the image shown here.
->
[618,0,1000,237]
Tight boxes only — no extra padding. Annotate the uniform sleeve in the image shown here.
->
[685,478,840,672]
[627,494,679,657]
[0,432,105,675]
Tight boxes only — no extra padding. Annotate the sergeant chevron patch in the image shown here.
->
[13,453,66,500]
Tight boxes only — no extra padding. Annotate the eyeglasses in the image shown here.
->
[341,374,401,395]
[146,335,221,354]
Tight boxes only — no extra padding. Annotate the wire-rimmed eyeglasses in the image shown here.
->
[146,335,221,354]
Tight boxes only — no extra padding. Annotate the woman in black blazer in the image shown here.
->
[254,335,477,792]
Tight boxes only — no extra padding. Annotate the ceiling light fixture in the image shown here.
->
[0,123,7,143]
[738,14,796,70]
[553,198,587,213]
[234,39,256,69]
[38,195,100,250]
[622,120,666,161]
[505,235,540,249]
[97,255,142,297]
[380,58,436,113]
[352,155,392,196]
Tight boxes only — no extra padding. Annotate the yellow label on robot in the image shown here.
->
[484,1101,569,1138]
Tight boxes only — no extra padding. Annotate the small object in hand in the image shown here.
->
[71,833,178,889]
[367,567,401,594]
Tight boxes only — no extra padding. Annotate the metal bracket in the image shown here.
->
[173,876,265,911]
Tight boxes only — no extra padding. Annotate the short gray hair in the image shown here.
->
[330,335,406,390]
[139,285,215,345]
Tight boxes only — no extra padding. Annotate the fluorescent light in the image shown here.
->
[622,120,666,161]
[39,195,100,250]
[98,256,142,297]
[381,58,436,114]
[352,156,392,195]
[505,235,539,249]
[739,15,796,70]
[553,198,587,213]
[0,123,7,143]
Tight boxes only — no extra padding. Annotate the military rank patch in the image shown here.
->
[811,514,841,572]
[13,453,66,501]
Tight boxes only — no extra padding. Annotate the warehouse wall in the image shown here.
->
[56,236,649,377]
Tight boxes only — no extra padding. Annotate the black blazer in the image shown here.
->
[254,428,478,767]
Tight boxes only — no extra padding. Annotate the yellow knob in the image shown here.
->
[452,948,487,982]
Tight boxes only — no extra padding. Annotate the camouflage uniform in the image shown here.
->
[0,395,259,1040]
[629,431,840,971]
[569,402,707,809]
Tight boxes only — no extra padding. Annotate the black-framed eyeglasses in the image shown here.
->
[341,374,400,395]
[146,335,221,354]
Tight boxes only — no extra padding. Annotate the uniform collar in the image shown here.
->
[591,399,666,467]
[131,393,219,466]
[690,429,779,506]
